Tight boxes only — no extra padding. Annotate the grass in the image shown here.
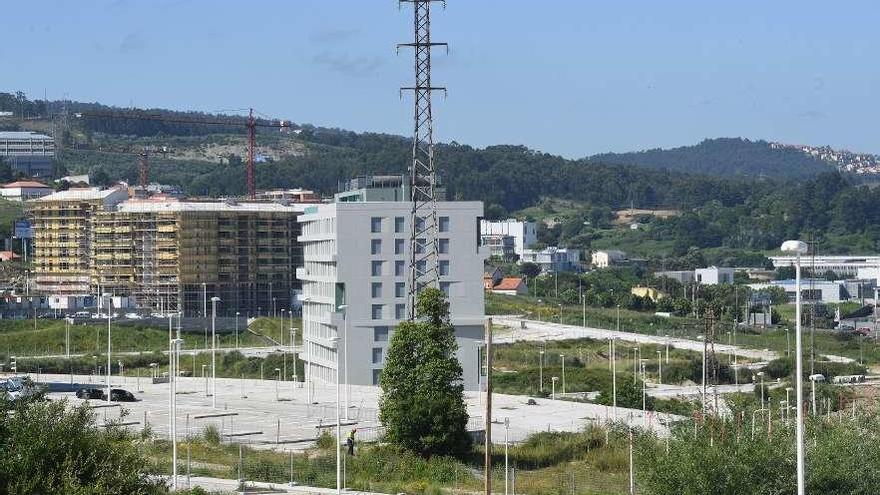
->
[143,425,632,495]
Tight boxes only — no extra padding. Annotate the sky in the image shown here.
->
[2,0,879,158]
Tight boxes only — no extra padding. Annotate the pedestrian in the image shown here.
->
[347,428,357,456]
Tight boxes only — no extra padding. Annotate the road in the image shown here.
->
[12,345,303,360]
[491,316,855,364]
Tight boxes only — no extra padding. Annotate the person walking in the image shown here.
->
[347,428,357,456]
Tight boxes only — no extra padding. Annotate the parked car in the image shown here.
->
[109,389,136,402]
[75,388,106,400]
[855,326,872,336]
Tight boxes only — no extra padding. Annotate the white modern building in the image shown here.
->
[520,246,580,273]
[298,201,487,390]
[480,219,537,256]
[770,255,880,278]
[591,250,626,268]
[695,266,734,285]
[0,180,53,201]
[0,131,55,177]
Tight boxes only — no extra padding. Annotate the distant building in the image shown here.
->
[591,250,626,268]
[0,131,55,177]
[0,180,53,201]
[480,219,537,256]
[654,270,696,284]
[481,233,516,260]
[483,266,503,289]
[631,286,665,301]
[257,188,322,203]
[491,277,528,296]
[748,278,876,304]
[695,266,734,285]
[520,247,580,273]
[770,255,880,278]
[335,174,445,203]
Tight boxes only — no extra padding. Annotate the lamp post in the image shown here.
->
[558,303,562,324]
[281,309,287,386]
[330,336,341,495]
[582,294,586,327]
[337,304,349,420]
[539,350,544,393]
[785,387,793,424]
[275,368,282,401]
[235,312,240,350]
[65,317,72,359]
[611,337,617,420]
[664,335,669,364]
[551,376,558,400]
[504,417,510,495]
[103,293,112,403]
[201,364,208,396]
[210,297,220,408]
[757,371,765,411]
[170,336,183,490]
[560,353,566,395]
[201,283,207,318]
[656,350,662,385]
[809,374,825,416]
[782,239,808,495]
[616,304,621,332]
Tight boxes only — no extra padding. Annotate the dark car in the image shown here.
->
[109,389,136,402]
[75,388,106,400]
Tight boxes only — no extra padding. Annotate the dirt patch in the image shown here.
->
[613,208,680,225]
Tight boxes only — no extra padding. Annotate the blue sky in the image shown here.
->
[2,1,878,158]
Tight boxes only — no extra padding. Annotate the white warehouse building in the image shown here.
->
[298,201,487,390]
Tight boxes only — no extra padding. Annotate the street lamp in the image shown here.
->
[169,336,183,490]
[539,350,545,393]
[664,335,669,364]
[210,296,221,408]
[201,364,208,396]
[551,376,558,400]
[103,293,112,403]
[656,350,662,385]
[756,371,766,411]
[337,304,349,420]
[504,417,510,495]
[611,337,617,420]
[785,387,793,424]
[330,336,341,495]
[809,374,825,416]
[782,239,808,495]
[616,304,621,332]
[281,309,287,385]
[275,368,282,401]
[560,353,566,394]
[235,312,240,349]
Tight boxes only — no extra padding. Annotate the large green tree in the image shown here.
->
[378,288,471,458]
[0,387,165,494]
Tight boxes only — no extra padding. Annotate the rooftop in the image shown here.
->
[116,199,309,213]
[2,181,50,189]
[0,131,53,140]
[494,277,525,290]
[35,187,127,202]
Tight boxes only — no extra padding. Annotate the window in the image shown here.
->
[416,217,426,232]
[439,216,450,232]
[374,326,389,342]
[370,217,382,233]
[371,282,382,298]
[371,304,384,320]
[395,304,406,319]
[394,217,405,233]
[395,260,405,277]
[395,238,405,255]
[371,239,382,255]
[371,261,383,277]
[439,260,450,276]
[372,369,382,385]
[416,260,427,275]
[415,238,426,254]
[395,282,406,298]
[440,281,451,295]
[372,347,384,364]
[439,238,450,254]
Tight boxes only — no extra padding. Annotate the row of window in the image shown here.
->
[371,259,451,277]
[370,216,451,234]
[370,238,450,255]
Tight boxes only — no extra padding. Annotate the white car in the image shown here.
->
[125,312,143,320]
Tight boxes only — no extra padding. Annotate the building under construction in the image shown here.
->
[31,188,304,315]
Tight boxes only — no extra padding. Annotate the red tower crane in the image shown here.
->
[75,108,288,198]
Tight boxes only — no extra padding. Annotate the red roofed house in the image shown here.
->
[0,251,18,262]
[483,266,503,289]
[0,180,53,201]
[491,277,528,296]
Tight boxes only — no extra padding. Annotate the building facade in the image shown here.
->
[695,266,735,285]
[480,219,537,256]
[30,188,130,295]
[591,250,626,268]
[298,201,486,390]
[520,247,581,273]
[0,131,55,177]
[0,181,53,201]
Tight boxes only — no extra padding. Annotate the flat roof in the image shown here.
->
[0,131,53,140]
[36,187,127,202]
[116,200,308,213]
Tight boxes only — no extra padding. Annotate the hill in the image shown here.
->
[587,137,833,179]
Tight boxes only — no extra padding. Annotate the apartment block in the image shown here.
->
[480,218,537,256]
[298,201,487,390]
[31,187,130,295]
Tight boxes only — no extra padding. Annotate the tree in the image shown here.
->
[520,262,541,279]
[379,288,471,457]
[0,387,165,494]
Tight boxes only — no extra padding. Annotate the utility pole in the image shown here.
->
[400,0,447,319]
[484,317,493,495]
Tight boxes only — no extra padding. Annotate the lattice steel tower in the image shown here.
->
[399,0,447,319]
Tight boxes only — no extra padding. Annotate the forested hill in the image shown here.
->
[587,138,833,179]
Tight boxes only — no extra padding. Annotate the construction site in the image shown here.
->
[31,189,304,315]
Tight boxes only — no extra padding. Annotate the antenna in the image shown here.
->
[398,0,448,319]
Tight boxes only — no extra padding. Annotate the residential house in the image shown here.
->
[491,277,528,296]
